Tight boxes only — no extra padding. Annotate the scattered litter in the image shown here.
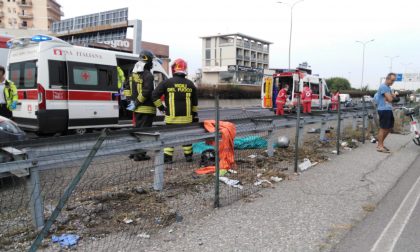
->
[276,136,290,148]
[123,217,133,224]
[341,142,348,147]
[137,233,150,239]
[254,179,272,186]
[228,169,238,174]
[52,234,80,247]
[248,154,257,159]
[219,177,243,189]
[220,169,228,176]
[134,186,146,194]
[331,150,338,154]
[351,139,358,143]
[169,229,174,233]
[257,173,262,178]
[343,147,352,151]
[298,158,314,171]
[308,128,320,133]
[370,136,377,143]
[270,176,283,183]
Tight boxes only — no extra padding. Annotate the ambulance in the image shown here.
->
[7,35,169,135]
[261,67,331,112]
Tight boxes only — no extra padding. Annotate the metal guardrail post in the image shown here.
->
[26,166,44,230]
[336,96,341,155]
[352,113,357,131]
[214,95,220,208]
[362,96,367,144]
[298,119,305,147]
[29,129,109,252]
[153,141,164,191]
[267,127,275,157]
[320,117,327,142]
[294,95,301,173]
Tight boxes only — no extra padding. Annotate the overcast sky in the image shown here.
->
[58,0,420,89]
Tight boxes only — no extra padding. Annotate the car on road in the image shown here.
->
[339,94,353,107]
[363,95,374,102]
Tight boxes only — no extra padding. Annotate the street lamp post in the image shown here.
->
[385,55,399,73]
[401,62,413,90]
[277,0,304,71]
[356,39,375,90]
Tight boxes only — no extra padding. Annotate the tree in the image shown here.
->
[325,77,352,91]
[416,88,420,93]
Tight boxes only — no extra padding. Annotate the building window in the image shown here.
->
[22,21,27,27]
[205,38,211,48]
[205,49,211,60]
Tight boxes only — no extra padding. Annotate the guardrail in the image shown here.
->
[1,101,385,251]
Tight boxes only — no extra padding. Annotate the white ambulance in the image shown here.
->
[261,69,331,111]
[7,35,169,135]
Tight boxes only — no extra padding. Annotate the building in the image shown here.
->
[51,8,170,72]
[0,0,63,30]
[200,33,272,85]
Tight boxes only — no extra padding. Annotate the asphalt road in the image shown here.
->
[335,154,420,252]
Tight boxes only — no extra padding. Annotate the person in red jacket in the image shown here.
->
[301,83,312,114]
[276,84,289,115]
[331,90,340,111]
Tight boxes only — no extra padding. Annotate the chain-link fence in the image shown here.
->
[1,98,407,251]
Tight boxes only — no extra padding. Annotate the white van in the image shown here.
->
[7,35,169,135]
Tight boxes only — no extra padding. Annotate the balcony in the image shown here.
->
[19,13,33,19]
[237,54,243,60]
[243,41,251,48]
[236,40,244,47]
[19,23,32,29]
[18,1,32,7]
[244,55,250,60]
[48,5,64,16]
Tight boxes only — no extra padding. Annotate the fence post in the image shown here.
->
[153,143,164,191]
[336,96,341,155]
[214,94,220,208]
[29,129,109,252]
[298,119,305,147]
[267,126,275,157]
[362,96,366,144]
[294,95,301,173]
[26,166,44,230]
[352,113,357,131]
[320,116,327,141]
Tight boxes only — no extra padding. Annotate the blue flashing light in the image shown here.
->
[31,35,52,42]
[6,41,13,48]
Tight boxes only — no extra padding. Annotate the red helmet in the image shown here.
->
[171,58,188,75]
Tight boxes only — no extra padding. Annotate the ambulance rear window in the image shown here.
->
[9,60,37,89]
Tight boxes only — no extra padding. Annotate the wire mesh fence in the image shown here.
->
[0,99,409,251]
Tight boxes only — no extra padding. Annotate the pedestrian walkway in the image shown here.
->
[88,134,419,252]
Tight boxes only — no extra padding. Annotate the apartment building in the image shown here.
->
[200,33,272,85]
[0,0,63,30]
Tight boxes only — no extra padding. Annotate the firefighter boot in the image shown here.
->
[185,154,193,163]
[164,154,173,164]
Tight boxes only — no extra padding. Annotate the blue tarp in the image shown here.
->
[192,136,268,154]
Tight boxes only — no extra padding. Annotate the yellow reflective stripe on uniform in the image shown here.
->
[153,99,163,107]
[186,93,191,117]
[164,147,174,156]
[192,106,198,113]
[165,115,193,124]
[169,92,175,117]
[182,145,193,155]
[134,106,156,114]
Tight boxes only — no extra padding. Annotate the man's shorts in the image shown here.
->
[378,110,394,129]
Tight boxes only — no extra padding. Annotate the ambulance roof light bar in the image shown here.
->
[7,34,69,49]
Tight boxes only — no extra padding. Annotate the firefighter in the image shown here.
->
[301,83,312,114]
[331,89,340,111]
[152,58,198,164]
[130,50,156,161]
[276,84,289,116]
[0,66,18,119]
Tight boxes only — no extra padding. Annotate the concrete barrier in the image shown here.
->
[199,99,261,109]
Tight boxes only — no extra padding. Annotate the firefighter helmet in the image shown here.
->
[171,58,188,75]
[139,50,155,64]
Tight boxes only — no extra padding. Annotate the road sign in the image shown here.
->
[396,73,403,82]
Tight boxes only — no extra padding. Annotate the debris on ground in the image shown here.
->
[52,234,80,247]
[219,177,243,189]
[254,179,272,187]
[123,218,133,224]
[299,158,314,172]
[137,233,150,239]
[270,176,283,183]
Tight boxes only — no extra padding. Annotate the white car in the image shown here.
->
[363,95,374,102]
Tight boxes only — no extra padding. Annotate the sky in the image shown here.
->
[58,0,420,89]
